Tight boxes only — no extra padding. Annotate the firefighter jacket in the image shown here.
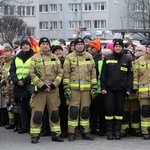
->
[9,49,34,99]
[2,55,14,83]
[133,53,150,98]
[1,55,14,95]
[101,52,133,92]
[29,50,63,90]
[63,50,97,91]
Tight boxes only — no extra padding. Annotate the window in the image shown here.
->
[93,2,106,11]
[50,21,57,29]
[68,3,81,12]
[39,5,48,12]
[39,22,48,29]
[59,21,63,29]
[94,20,106,29]
[84,20,91,29]
[69,21,81,29]
[134,3,148,12]
[83,3,91,11]
[18,6,35,16]
[49,4,57,12]
[26,27,35,36]
[59,4,62,11]
[4,5,15,15]
[134,20,144,29]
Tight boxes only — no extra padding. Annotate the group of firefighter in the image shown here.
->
[0,35,150,144]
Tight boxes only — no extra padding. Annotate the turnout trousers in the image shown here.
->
[30,89,61,137]
[68,90,91,134]
[139,98,150,135]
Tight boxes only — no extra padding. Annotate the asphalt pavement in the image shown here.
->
[0,127,150,150]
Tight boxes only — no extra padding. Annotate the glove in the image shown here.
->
[91,89,98,99]
[64,88,71,101]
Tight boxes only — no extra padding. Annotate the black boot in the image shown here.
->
[82,133,94,140]
[52,134,64,142]
[31,136,40,144]
[5,124,15,129]
[68,133,76,141]
[106,120,113,140]
[13,125,18,132]
[114,120,121,140]
[143,134,150,140]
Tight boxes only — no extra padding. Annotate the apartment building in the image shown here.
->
[1,0,146,41]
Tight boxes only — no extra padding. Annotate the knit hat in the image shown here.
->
[89,39,101,51]
[83,35,91,40]
[74,38,84,46]
[59,38,66,46]
[20,40,31,49]
[14,40,20,45]
[52,45,63,53]
[106,42,114,51]
[124,49,132,55]
[113,39,124,48]
[39,37,50,46]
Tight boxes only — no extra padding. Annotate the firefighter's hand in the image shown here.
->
[91,88,98,99]
[17,80,24,87]
[102,90,107,94]
[64,88,71,101]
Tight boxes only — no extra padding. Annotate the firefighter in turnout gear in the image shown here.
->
[101,39,133,140]
[134,42,150,140]
[29,37,63,143]
[63,37,97,141]
[121,50,141,137]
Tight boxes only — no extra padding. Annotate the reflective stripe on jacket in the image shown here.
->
[63,50,97,91]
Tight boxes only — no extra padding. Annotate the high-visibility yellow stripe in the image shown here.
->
[120,67,128,72]
[30,128,41,134]
[68,121,78,127]
[80,120,89,126]
[121,124,129,129]
[105,116,113,120]
[106,60,118,64]
[131,123,140,129]
[141,121,150,127]
[51,126,61,132]
[139,88,148,92]
[114,115,123,120]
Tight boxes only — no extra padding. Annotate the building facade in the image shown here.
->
[1,0,147,42]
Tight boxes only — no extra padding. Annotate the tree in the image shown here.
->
[0,16,27,43]
[129,0,150,38]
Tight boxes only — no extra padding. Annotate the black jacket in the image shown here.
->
[9,49,34,99]
[100,52,133,92]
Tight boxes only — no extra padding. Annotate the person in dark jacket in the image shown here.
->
[88,38,106,136]
[52,45,68,138]
[9,40,34,134]
[100,39,133,140]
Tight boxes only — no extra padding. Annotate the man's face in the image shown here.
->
[40,42,50,52]
[21,44,30,52]
[75,43,85,52]
[89,47,98,54]
[114,45,123,53]
[53,49,63,58]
